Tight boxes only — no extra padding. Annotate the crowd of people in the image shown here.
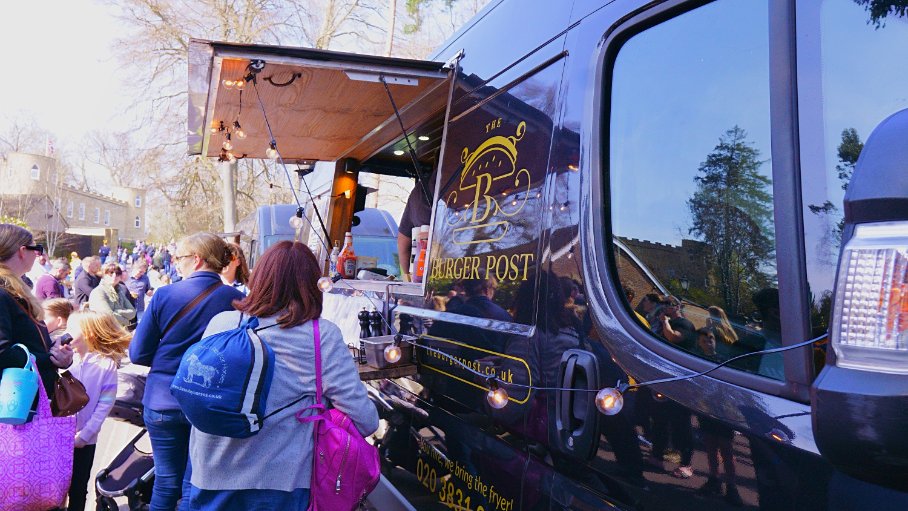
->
[0,224,371,511]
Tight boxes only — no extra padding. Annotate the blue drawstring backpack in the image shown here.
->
[171,314,279,438]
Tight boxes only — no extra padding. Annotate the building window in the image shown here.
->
[30,165,40,181]
[78,203,85,220]
[54,198,61,212]
[608,0,781,379]
[94,207,100,224]
[104,209,110,226]
[135,216,141,228]
[135,195,142,208]
[67,200,73,218]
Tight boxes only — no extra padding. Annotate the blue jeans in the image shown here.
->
[188,486,310,510]
[144,408,193,511]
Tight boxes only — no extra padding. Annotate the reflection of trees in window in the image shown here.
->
[687,126,774,316]
[807,127,863,258]
[854,0,908,27]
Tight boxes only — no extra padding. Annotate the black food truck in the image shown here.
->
[188,0,908,509]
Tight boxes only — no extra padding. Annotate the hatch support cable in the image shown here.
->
[380,76,433,208]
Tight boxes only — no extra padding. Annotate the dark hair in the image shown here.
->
[227,243,250,285]
[102,262,123,277]
[233,241,322,328]
[697,327,714,337]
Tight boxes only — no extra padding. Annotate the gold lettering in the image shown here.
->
[519,253,534,281]
[470,173,494,224]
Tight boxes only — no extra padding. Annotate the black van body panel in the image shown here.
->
[371,0,908,509]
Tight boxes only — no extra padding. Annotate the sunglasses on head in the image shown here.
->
[24,244,44,255]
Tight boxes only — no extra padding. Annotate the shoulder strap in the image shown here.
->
[313,319,322,404]
[161,281,222,338]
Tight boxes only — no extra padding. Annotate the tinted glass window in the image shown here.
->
[609,0,782,379]
[426,61,561,324]
[798,2,908,343]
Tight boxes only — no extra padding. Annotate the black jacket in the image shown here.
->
[74,270,100,305]
[0,289,59,398]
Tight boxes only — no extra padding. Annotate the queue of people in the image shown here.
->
[0,224,373,511]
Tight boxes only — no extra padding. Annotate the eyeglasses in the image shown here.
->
[174,254,195,262]
[23,244,44,254]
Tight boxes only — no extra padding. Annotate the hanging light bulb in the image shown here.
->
[226,152,237,163]
[384,341,402,364]
[222,79,235,89]
[222,133,234,151]
[234,78,246,90]
[288,206,304,229]
[317,274,343,293]
[317,276,334,292]
[233,121,247,140]
[486,378,509,409]
[595,387,625,415]
[266,141,278,160]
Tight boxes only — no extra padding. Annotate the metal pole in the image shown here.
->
[220,160,237,233]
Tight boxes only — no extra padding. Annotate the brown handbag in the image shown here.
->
[52,370,89,417]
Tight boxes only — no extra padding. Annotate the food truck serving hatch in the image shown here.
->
[187,39,452,164]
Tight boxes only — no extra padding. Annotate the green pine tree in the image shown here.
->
[688,126,775,315]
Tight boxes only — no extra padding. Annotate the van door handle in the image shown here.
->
[554,349,600,460]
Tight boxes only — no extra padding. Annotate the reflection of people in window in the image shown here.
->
[696,327,718,361]
[635,293,663,331]
[658,296,697,350]
[396,175,434,281]
[625,287,649,328]
[461,277,512,323]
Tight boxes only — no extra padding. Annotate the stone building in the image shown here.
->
[0,152,146,256]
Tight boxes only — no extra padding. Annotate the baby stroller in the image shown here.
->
[95,364,155,511]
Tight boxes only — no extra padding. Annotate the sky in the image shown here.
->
[0,1,133,152]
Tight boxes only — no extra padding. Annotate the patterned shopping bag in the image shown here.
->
[0,371,76,511]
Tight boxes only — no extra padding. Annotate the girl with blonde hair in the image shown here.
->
[65,310,131,511]
[0,223,71,399]
[707,305,739,346]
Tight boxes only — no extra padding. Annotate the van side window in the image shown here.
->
[797,2,908,353]
[608,0,782,378]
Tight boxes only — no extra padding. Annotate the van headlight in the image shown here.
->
[832,222,908,374]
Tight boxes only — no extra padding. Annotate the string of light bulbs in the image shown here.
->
[377,330,828,414]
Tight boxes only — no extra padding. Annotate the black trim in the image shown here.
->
[202,39,446,72]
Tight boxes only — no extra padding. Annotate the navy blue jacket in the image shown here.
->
[129,271,244,410]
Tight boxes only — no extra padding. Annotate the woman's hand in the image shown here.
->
[50,343,73,368]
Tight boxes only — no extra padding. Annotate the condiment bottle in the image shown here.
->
[337,232,357,279]
[414,225,429,283]
[328,241,340,278]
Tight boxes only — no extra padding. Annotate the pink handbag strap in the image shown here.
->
[32,357,53,419]
[313,319,322,404]
[295,319,324,423]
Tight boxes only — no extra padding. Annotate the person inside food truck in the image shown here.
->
[397,172,435,281]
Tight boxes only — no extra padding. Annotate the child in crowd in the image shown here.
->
[65,310,132,511]
[42,297,74,340]
[696,327,719,361]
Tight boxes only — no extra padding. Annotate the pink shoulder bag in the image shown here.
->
[297,319,380,511]
[0,366,76,511]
